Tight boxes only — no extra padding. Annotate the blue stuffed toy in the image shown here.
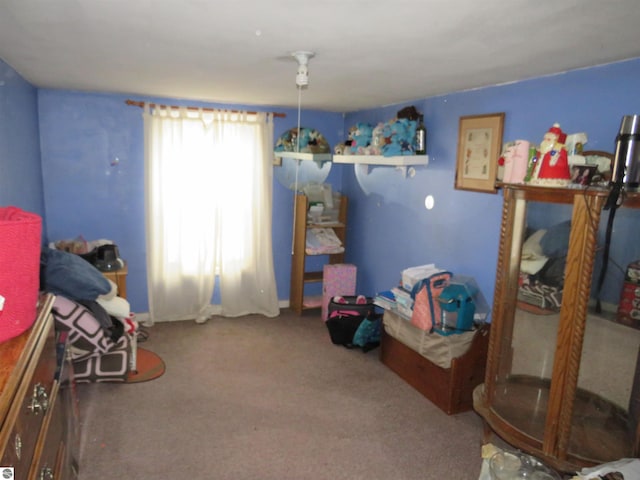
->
[297,128,312,151]
[382,118,418,156]
[350,122,373,154]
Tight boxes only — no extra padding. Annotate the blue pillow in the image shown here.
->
[540,220,572,258]
[42,248,111,301]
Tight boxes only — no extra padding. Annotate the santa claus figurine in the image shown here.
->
[529,123,571,186]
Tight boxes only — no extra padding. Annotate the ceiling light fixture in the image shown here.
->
[292,50,314,88]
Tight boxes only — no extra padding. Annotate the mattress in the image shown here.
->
[382,309,475,369]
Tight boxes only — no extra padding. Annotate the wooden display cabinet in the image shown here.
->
[289,193,348,314]
[474,184,640,473]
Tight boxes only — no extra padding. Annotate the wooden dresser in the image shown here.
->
[0,294,78,480]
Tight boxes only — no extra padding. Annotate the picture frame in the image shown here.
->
[455,112,505,193]
[570,164,598,186]
[581,150,614,184]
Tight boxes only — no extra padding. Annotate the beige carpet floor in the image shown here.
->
[75,309,487,480]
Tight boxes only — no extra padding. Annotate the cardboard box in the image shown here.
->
[321,264,356,322]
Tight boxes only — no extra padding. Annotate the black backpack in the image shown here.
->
[325,296,381,352]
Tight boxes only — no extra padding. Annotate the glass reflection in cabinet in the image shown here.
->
[490,201,574,447]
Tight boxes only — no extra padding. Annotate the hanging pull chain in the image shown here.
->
[291,85,303,255]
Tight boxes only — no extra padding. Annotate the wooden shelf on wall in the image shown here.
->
[333,154,428,177]
[332,154,428,166]
[273,151,332,163]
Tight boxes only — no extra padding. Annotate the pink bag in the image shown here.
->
[410,271,452,331]
[0,206,42,343]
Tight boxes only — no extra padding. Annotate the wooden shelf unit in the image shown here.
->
[289,193,348,314]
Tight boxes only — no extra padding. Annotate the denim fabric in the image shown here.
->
[42,248,111,301]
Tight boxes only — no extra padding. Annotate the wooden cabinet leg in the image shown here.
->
[482,420,493,445]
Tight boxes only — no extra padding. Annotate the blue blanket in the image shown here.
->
[42,248,111,301]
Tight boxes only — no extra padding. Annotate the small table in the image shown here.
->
[101,262,128,299]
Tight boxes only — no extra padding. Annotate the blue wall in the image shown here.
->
[37,90,344,312]
[0,59,46,227]
[2,56,639,315]
[341,59,640,310]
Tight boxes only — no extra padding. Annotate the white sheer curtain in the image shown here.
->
[143,106,279,323]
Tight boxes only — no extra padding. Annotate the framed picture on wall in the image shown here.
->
[455,112,505,193]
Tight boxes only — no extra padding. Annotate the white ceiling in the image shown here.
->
[1,0,639,112]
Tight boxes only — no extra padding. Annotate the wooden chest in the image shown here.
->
[380,322,490,415]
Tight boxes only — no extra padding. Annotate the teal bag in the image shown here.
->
[351,314,382,352]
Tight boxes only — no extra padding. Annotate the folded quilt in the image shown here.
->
[305,227,344,255]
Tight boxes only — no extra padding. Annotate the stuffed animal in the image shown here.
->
[404,119,418,153]
[274,127,331,153]
[364,122,385,155]
[381,118,418,156]
[350,122,373,154]
[334,143,351,155]
[306,129,331,153]
[297,128,312,151]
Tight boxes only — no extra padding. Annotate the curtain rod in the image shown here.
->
[125,99,286,118]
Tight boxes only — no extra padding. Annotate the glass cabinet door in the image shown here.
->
[569,313,640,462]
[487,195,571,453]
[567,200,640,462]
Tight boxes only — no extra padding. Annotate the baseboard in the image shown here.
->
[136,300,291,325]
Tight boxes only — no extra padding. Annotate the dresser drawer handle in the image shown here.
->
[36,384,50,412]
[14,432,22,460]
[27,383,49,415]
[40,466,54,480]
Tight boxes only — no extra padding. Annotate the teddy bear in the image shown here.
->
[363,122,385,155]
[334,143,351,155]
